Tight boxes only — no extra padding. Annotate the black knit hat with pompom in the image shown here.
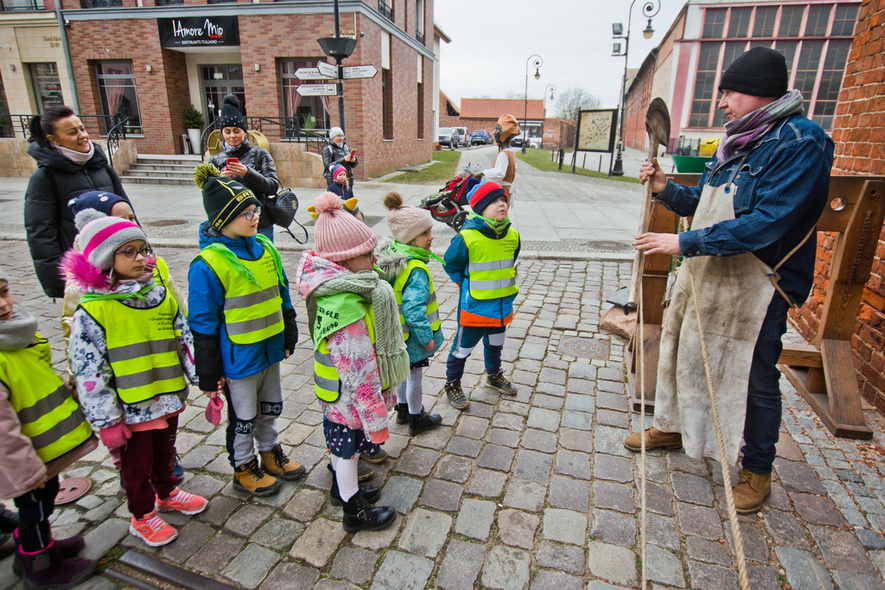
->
[218,94,247,131]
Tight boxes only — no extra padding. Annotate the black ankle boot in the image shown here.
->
[409,408,442,436]
[395,403,409,424]
[342,492,396,534]
[327,464,381,506]
[0,504,18,534]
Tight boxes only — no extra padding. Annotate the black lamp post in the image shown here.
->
[610,0,660,176]
[522,54,542,155]
[317,0,357,133]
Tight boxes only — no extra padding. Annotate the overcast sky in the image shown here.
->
[434,0,686,117]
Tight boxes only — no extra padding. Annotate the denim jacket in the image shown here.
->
[656,114,834,304]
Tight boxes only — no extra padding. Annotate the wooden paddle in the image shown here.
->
[627,98,671,310]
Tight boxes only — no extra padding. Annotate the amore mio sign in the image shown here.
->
[158,16,240,48]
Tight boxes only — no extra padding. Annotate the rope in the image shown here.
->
[686,262,751,590]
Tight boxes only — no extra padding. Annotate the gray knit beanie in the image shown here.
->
[75,209,148,271]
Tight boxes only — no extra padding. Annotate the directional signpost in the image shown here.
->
[294,67,333,80]
[343,65,378,79]
[316,61,338,78]
[296,84,338,96]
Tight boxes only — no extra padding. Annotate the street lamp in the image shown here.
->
[544,84,557,108]
[522,54,542,155]
[610,0,660,176]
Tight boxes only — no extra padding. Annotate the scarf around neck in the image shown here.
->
[0,307,39,350]
[716,90,804,161]
[468,212,512,235]
[53,141,95,165]
[389,240,444,264]
[313,269,409,389]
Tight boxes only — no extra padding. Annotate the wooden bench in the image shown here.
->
[627,173,884,439]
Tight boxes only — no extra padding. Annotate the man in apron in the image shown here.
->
[623,48,834,513]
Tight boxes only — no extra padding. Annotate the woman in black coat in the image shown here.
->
[24,105,131,298]
[207,95,280,241]
[321,126,358,187]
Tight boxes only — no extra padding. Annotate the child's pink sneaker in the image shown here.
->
[156,488,208,515]
[129,510,178,547]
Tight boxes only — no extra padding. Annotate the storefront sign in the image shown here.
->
[158,16,239,47]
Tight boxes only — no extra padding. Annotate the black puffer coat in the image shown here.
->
[321,139,358,186]
[24,141,130,298]
[209,140,279,231]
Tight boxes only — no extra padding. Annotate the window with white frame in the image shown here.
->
[95,61,142,134]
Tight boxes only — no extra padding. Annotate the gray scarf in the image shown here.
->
[0,307,39,350]
[313,270,409,389]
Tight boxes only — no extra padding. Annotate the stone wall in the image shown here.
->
[268,143,325,189]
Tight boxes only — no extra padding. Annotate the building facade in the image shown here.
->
[2,0,440,180]
[624,0,861,151]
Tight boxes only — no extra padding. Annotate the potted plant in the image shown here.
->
[183,104,205,155]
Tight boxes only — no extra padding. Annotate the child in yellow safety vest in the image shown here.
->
[295,192,409,533]
[64,210,207,548]
[443,181,521,409]
[376,191,444,435]
[0,265,98,588]
[188,164,304,498]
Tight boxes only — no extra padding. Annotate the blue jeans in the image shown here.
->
[257,225,274,242]
[741,294,790,474]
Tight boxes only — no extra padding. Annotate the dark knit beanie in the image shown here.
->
[469,181,508,216]
[68,191,128,217]
[194,162,260,230]
[718,47,788,98]
[218,94,247,131]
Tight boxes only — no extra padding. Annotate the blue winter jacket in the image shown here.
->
[401,268,445,363]
[188,222,297,388]
[444,216,521,328]
[657,114,833,304]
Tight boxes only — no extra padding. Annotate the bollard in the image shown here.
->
[559,149,564,170]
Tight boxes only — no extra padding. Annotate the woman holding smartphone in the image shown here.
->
[322,126,358,187]
[208,94,280,241]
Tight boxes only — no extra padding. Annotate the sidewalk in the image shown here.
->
[1,155,884,590]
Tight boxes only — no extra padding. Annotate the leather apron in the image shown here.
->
[652,168,779,464]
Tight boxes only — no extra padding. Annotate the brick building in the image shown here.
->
[3,0,441,180]
[623,0,862,151]
[459,97,545,145]
[792,0,885,412]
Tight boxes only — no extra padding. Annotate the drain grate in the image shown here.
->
[583,240,633,253]
[558,337,610,359]
[144,219,188,227]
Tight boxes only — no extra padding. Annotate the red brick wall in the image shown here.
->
[791,0,885,412]
[62,8,434,176]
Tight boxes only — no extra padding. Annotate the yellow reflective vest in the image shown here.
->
[197,238,284,346]
[391,259,440,341]
[313,292,375,402]
[0,334,93,463]
[461,227,519,300]
[79,289,186,404]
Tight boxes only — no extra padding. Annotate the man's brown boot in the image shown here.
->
[624,427,682,452]
[732,468,771,514]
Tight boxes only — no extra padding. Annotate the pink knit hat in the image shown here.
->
[383,191,432,244]
[313,192,377,262]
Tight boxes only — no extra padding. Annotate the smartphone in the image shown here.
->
[226,157,239,167]
[349,150,356,158]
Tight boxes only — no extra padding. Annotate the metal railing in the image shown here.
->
[3,113,140,139]
[80,0,122,7]
[0,0,45,11]
[106,116,129,167]
[378,0,392,20]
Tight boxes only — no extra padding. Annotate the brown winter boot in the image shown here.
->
[233,458,281,496]
[260,445,306,481]
[732,468,771,514]
[624,427,683,452]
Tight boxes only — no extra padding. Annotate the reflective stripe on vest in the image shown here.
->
[314,305,375,403]
[461,227,519,300]
[0,335,93,463]
[391,259,440,341]
[198,245,284,345]
[80,291,186,404]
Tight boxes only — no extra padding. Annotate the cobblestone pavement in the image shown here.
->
[2,194,885,588]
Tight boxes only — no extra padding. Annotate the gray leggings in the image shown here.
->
[224,363,283,468]
[395,366,425,414]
